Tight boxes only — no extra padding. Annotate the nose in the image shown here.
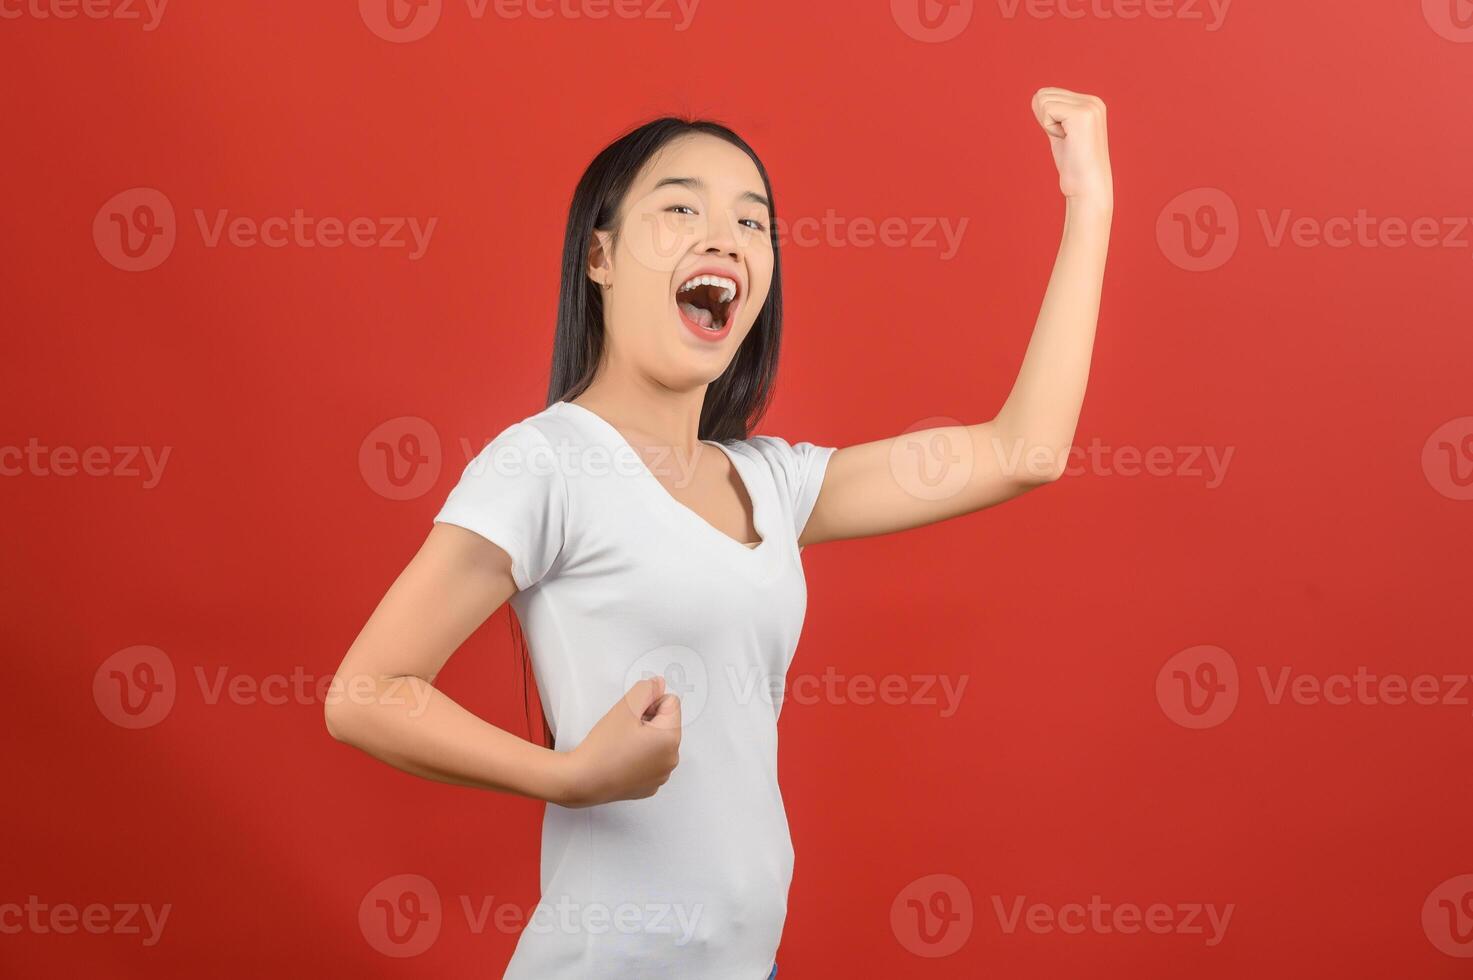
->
[699,211,743,260]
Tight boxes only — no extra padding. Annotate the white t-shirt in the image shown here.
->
[433,399,835,979]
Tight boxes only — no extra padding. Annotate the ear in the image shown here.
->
[586,229,614,290]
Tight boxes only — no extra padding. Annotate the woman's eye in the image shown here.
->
[662,204,764,232]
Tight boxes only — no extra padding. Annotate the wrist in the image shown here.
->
[547,747,591,808]
[1063,196,1113,241]
[1065,192,1114,219]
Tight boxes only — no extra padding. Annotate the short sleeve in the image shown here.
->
[746,435,837,540]
[433,421,568,591]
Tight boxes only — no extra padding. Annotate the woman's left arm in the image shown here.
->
[802,87,1113,546]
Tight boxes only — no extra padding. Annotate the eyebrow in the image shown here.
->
[652,176,770,211]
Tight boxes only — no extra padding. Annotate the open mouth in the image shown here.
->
[676,274,739,333]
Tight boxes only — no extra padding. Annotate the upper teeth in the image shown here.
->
[678,275,737,304]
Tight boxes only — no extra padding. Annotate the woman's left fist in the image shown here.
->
[1031,87,1112,209]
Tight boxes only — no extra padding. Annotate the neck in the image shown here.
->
[570,374,709,461]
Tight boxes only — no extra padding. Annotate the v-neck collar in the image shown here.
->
[555,400,771,557]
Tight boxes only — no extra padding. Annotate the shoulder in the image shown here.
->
[470,402,590,468]
[722,433,836,539]
[450,403,591,500]
[436,404,579,590]
[723,433,836,505]
[499,402,583,447]
[727,433,836,477]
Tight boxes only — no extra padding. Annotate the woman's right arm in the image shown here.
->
[323,523,681,807]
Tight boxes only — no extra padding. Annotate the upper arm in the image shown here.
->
[333,417,569,688]
[334,523,519,688]
[799,419,1058,547]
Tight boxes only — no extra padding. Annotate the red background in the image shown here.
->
[4,1,1472,976]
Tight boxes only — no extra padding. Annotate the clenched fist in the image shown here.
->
[1032,87,1113,210]
[560,675,682,808]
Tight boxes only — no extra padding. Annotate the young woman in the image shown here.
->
[327,90,1112,979]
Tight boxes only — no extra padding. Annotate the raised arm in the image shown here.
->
[802,87,1113,547]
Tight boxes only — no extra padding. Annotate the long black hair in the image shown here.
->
[516,117,787,747]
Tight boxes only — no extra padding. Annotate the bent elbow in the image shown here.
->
[1030,462,1067,486]
[991,429,1070,488]
[323,693,358,744]
[1009,460,1066,490]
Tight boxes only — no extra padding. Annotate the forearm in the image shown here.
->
[325,674,572,804]
[991,198,1112,478]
